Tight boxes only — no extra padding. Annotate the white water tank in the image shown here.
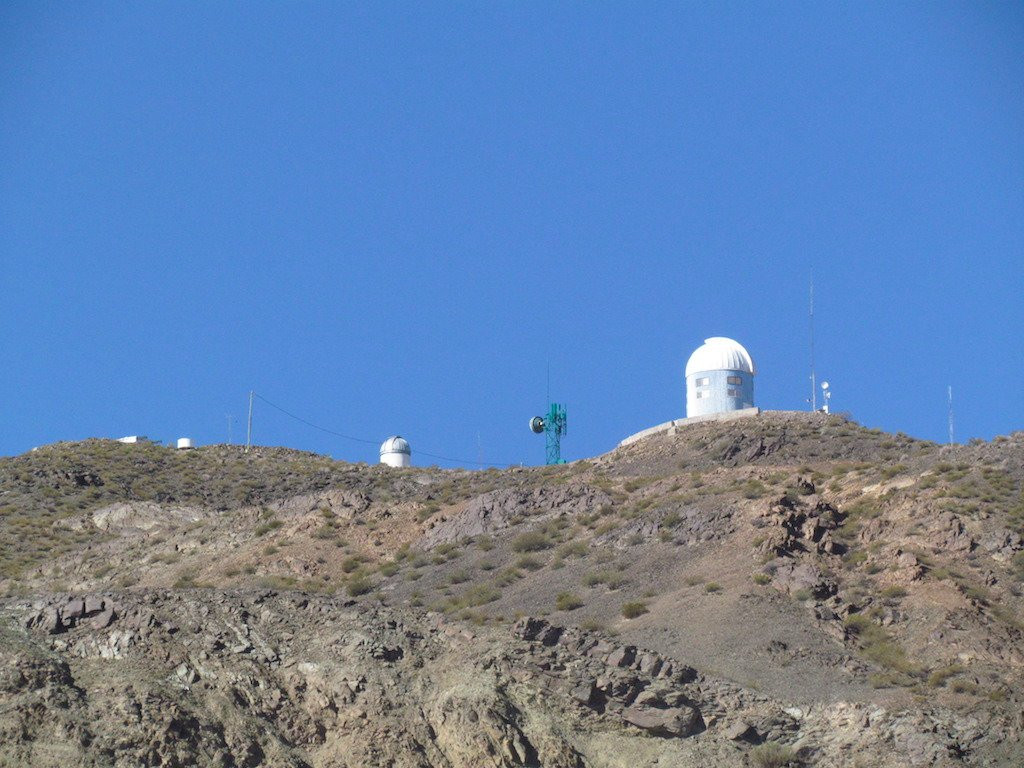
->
[176,437,194,449]
[379,436,411,468]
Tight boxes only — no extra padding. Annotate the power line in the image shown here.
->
[251,392,519,468]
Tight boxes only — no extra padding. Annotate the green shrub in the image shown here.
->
[752,573,772,585]
[704,582,722,593]
[750,742,798,768]
[927,665,965,688]
[557,541,588,558]
[511,531,552,553]
[792,588,813,601]
[621,601,648,619]
[516,555,544,571]
[254,519,283,536]
[555,592,584,611]
[743,479,768,499]
[346,576,373,596]
[476,535,495,551]
[881,585,908,599]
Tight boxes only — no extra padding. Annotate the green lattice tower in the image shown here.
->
[541,403,567,465]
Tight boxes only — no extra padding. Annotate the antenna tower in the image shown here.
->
[947,386,955,445]
[530,402,568,465]
[809,275,817,411]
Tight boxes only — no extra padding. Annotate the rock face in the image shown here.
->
[2,594,1012,768]
[421,483,613,548]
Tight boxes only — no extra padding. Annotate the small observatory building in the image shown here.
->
[379,436,411,468]
[685,337,755,418]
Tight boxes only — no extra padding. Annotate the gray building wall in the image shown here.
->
[686,368,754,418]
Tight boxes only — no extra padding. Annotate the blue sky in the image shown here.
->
[1,2,1022,466]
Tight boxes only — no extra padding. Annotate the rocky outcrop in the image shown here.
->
[421,483,612,548]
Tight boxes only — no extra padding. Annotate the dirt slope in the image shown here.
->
[1,412,1023,766]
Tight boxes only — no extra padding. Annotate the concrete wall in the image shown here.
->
[685,369,754,418]
[618,407,761,447]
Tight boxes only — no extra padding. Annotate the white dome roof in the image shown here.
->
[685,337,755,377]
[380,436,411,456]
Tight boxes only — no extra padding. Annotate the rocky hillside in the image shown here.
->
[1,412,1023,767]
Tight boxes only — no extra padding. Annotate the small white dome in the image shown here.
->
[685,337,755,377]
[379,436,411,456]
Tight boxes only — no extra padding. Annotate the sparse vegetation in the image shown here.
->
[555,592,584,611]
[750,742,799,768]
[511,531,552,553]
[621,601,648,619]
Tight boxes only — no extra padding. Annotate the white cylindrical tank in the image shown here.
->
[685,337,756,418]
[379,435,411,468]
[176,437,194,449]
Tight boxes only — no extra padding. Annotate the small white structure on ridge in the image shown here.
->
[379,436,411,468]
[685,337,756,418]
[176,437,194,449]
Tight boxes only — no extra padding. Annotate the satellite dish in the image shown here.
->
[529,416,546,434]
[821,381,829,390]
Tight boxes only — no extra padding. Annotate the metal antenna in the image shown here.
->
[226,414,234,445]
[809,274,817,411]
[947,385,955,445]
[245,391,254,452]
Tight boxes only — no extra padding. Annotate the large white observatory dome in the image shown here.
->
[685,337,755,378]
[379,436,411,468]
[685,337,756,418]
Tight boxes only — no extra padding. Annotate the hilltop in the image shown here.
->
[1,412,1023,767]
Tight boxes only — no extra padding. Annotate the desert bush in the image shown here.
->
[704,582,722,593]
[557,541,588,558]
[555,592,584,611]
[516,554,544,571]
[254,519,283,536]
[750,743,798,768]
[346,577,373,596]
[621,601,648,619]
[743,479,768,499]
[752,573,772,585]
[476,535,495,551]
[881,585,908,599]
[458,584,500,607]
[927,665,965,688]
[511,531,552,552]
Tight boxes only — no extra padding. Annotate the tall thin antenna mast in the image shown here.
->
[809,275,817,411]
[226,414,234,445]
[245,391,254,452]
[947,386,955,445]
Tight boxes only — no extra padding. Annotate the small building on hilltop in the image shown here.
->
[685,337,756,418]
[379,436,411,468]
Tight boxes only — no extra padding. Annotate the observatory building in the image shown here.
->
[379,436,411,468]
[685,337,755,418]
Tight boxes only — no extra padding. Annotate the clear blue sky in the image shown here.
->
[2,3,1022,466]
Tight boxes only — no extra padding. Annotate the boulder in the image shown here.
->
[622,704,701,737]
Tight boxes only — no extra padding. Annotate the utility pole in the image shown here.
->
[809,276,817,411]
[947,386,955,445]
[245,391,254,452]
